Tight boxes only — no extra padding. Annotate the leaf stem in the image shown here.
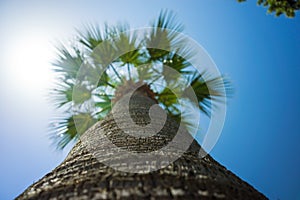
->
[109,64,123,82]
[105,81,116,88]
[127,63,132,80]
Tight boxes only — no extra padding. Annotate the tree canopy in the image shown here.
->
[50,10,231,149]
[238,0,300,17]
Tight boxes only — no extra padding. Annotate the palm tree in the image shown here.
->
[17,10,266,199]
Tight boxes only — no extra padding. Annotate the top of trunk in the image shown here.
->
[112,80,158,104]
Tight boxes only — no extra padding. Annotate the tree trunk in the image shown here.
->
[17,94,267,200]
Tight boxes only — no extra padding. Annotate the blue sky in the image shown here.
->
[0,0,299,199]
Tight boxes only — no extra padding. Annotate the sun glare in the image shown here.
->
[6,33,54,95]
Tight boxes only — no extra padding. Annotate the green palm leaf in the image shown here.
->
[146,10,184,61]
[77,24,108,51]
[183,72,231,116]
[52,46,83,80]
[50,113,96,149]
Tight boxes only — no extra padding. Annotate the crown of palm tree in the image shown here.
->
[50,10,232,149]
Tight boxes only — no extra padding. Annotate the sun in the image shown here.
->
[5,32,55,96]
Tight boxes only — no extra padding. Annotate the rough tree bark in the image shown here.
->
[17,93,267,200]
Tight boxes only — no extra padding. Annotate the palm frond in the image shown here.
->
[146,10,184,61]
[77,23,109,51]
[50,112,96,149]
[114,31,141,65]
[94,93,112,119]
[182,72,230,116]
[50,81,74,109]
[157,87,178,107]
[52,45,83,80]
[161,52,194,84]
